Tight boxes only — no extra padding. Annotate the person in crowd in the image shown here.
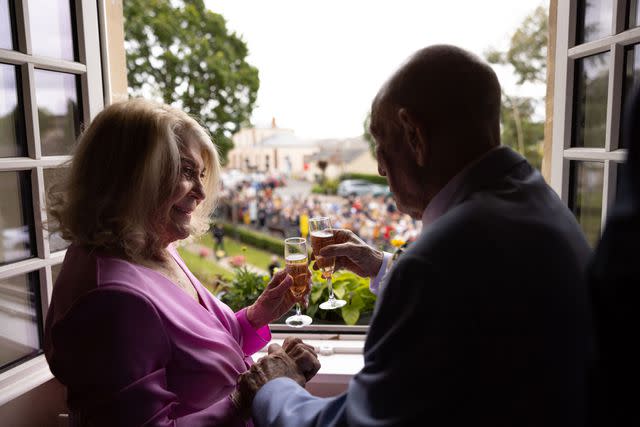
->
[43,99,316,426]
[587,84,640,426]
[212,221,226,258]
[234,44,594,426]
[267,255,281,278]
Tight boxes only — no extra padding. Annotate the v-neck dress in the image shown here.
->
[44,244,270,426]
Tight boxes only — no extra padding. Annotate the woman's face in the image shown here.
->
[158,135,206,245]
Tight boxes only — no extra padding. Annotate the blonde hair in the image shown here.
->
[47,98,220,263]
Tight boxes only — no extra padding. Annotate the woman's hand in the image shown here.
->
[246,269,311,329]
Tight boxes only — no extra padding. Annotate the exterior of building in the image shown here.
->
[0,0,635,423]
[228,128,378,180]
[227,125,318,177]
[304,136,378,180]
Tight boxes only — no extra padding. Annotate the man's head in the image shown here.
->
[369,44,502,219]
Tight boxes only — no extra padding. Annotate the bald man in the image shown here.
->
[236,45,594,426]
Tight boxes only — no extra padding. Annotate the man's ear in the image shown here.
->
[398,108,428,167]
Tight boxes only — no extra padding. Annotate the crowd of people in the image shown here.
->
[215,182,421,252]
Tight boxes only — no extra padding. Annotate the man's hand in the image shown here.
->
[246,269,311,329]
[232,337,321,417]
[311,229,384,278]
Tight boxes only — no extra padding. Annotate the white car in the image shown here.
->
[337,179,390,197]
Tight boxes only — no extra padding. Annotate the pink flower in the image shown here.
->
[229,255,246,267]
[199,248,210,258]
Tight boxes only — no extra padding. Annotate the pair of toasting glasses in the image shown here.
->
[283,216,345,327]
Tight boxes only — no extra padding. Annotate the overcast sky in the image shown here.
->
[206,0,548,139]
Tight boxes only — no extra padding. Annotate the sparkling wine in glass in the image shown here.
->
[284,237,312,328]
[309,216,347,310]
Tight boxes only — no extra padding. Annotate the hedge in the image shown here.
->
[220,222,284,255]
[339,172,388,185]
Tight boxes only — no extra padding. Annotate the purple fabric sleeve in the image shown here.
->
[235,308,271,356]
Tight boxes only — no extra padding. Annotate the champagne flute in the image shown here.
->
[284,237,312,328]
[309,216,347,310]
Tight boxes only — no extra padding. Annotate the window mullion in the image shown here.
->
[21,63,40,160]
[606,43,624,152]
[76,0,104,121]
[551,0,576,200]
[13,0,30,54]
[31,167,50,260]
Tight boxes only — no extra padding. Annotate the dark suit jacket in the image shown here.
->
[253,147,594,427]
[587,84,640,426]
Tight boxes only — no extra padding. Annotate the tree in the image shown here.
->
[317,159,329,183]
[486,5,548,169]
[124,0,259,163]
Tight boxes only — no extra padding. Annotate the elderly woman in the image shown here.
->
[44,99,317,426]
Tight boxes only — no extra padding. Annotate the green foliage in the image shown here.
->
[123,0,259,163]
[339,173,387,186]
[485,5,548,170]
[500,97,544,169]
[180,242,377,325]
[176,247,231,294]
[219,266,269,311]
[221,223,284,255]
[486,6,548,85]
[311,179,339,195]
[307,267,377,325]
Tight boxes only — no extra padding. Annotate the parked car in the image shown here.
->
[337,179,390,197]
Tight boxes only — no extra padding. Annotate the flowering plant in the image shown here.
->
[229,255,246,267]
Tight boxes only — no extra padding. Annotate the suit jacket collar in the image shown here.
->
[422,146,527,226]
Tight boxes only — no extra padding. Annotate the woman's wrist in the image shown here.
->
[246,304,266,329]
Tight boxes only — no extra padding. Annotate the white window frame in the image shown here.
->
[551,0,636,232]
[0,0,104,405]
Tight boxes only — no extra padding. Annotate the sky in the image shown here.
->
[205,0,548,139]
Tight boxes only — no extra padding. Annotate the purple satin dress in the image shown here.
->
[44,244,270,426]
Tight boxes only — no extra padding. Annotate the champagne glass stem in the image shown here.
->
[295,303,302,316]
[326,276,335,301]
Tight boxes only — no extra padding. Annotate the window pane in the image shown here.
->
[43,168,70,252]
[572,52,609,148]
[0,171,36,265]
[0,0,14,50]
[569,161,604,247]
[628,0,640,28]
[621,45,640,149]
[28,0,76,61]
[0,272,42,371]
[0,63,26,157]
[577,0,613,44]
[34,69,81,156]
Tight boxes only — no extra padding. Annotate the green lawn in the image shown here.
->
[176,247,232,295]
[197,234,282,270]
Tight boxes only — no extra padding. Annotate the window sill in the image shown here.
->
[0,355,53,406]
[254,333,365,396]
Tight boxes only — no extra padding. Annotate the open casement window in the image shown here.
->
[552,0,639,246]
[0,0,103,396]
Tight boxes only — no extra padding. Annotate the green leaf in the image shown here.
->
[311,282,327,304]
[341,302,361,325]
[332,281,347,299]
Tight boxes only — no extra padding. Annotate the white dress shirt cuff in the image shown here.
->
[369,251,393,295]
